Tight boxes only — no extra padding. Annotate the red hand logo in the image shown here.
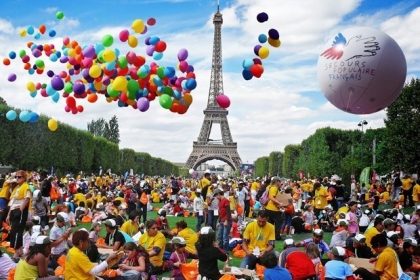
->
[320,45,344,60]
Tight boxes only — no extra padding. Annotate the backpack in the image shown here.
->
[259,187,270,205]
[285,251,316,280]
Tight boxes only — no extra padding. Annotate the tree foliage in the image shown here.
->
[87,115,120,144]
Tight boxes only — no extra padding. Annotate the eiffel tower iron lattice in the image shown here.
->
[185,4,242,170]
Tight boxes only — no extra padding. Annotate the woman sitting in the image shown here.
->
[118,242,151,279]
[139,219,167,274]
[14,235,60,280]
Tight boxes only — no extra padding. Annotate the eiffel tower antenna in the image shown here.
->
[185,4,242,171]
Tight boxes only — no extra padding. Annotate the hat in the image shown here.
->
[383,218,396,226]
[158,209,167,217]
[331,246,346,257]
[35,235,51,245]
[337,219,348,226]
[57,212,70,227]
[204,169,211,174]
[195,189,201,193]
[118,205,127,210]
[90,222,101,231]
[271,176,281,182]
[78,228,89,233]
[200,226,215,235]
[331,174,342,181]
[30,232,41,246]
[404,238,418,247]
[375,214,385,220]
[338,212,346,218]
[172,237,186,245]
[104,219,117,228]
[354,234,366,243]
[313,229,324,236]
[416,205,420,210]
[284,238,294,246]
[33,190,41,199]
[397,213,404,220]
[364,209,371,215]
[238,181,245,186]
[32,216,40,223]
[213,189,224,197]
[386,231,398,238]
[210,183,218,188]
[404,214,411,221]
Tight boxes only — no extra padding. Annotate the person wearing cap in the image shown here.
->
[115,204,128,228]
[382,218,396,237]
[348,234,374,259]
[265,176,284,241]
[400,214,419,239]
[364,218,385,250]
[138,219,167,274]
[196,226,228,280]
[324,246,353,280]
[164,236,198,280]
[399,238,420,275]
[329,219,349,248]
[32,189,50,230]
[15,235,61,280]
[206,185,219,231]
[49,212,72,269]
[354,233,398,280]
[193,188,205,231]
[89,222,102,243]
[66,229,118,280]
[5,170,32,258]
[296,229,332,259]
[240,210,276,269]
[98,219,126,251]
[214,189,232,252]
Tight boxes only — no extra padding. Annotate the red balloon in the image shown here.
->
[71,108,78,114]
[77,105,84,112]
[170,102,179,113]
[250,64,264,78]
[154,41,167,52]
[66,96,76,108]
[216,94,230,109]
[178,104,188,114]
[134,56,146,67]
[120,92,128,103]
[147,92,156,101]
[147,18,156,26]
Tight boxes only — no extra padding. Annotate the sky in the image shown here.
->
[0,0,419,168]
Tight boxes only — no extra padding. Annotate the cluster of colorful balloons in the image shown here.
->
[2,11,198,131]
[242,12,281,80]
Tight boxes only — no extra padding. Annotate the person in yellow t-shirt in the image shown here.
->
[412,179,420,207]
[264,177,282,240]
[151,190,160,203]
[364,219,384,250]
[121,211,141,236]
[314,182,329,216]
[353,233,398,280]
[73,189,87,206]
[175,220,198,254]
[139,219,167,273]
[380,191,390,204]
[240,210,275,268]
[65,230,118,280]
[402,175,414,208]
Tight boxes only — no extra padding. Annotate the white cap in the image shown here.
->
[30,232,41,245]
[204,169,211,174]
[354,234,366,242]
[397,213,404,220]
[284,238,294,246]
[200,226,214,235]
[33,190,41,199]
[387,231,398,238]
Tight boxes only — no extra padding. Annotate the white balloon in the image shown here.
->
[317,27,407,114]
[189,168,194,175]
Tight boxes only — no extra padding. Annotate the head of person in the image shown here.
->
[104,219,117,233]
[176,220,188,231]
[383,218,396,231]
[214,189,224,200]
[158,209,167,220]
[196,226,216,249]
[353,234,366,248]
[204,171,211,178]
[260,251,278,269]
[283,238,294,250]
[123,242,149,261]
[306,243,321,259]
[371,233,388,254]
[14,170,27,185]
[118,204,127,214]
[33,190,42,201]
[312,229,324,243]
[72,230,90,251]
[90,222,102,232]
[331,246,346,261]
[374,218,385,232]
[26,235,51,260]
[403,238,418,255]
[270,176,281,186]
[128,210,141,223]
[172,236,187,252]
[145,219,159,237]
[348,201,358,212]
[313,182,321,190]
[256,210,269,228]
[56,212,70,228]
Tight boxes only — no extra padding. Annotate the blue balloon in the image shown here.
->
[153,76,163,86]
[173,89,182,100]
[29,112,39,123]
[94,43,105,54]
[242,69,253,80]
[153,52,163,60]
[258,34,267,44]
[185,79,197,90]
[50,53,58,62]
[242,59,254,70]
[49,30,56,37]
[46,83,57,96]
[30,44,38,51]
[9,51,16,59]
[52,92,60,103]
[34,32,41,40]
[30,91,37,98]
[27,26,34,35]
[6,110,17,121]
[28,68,35,75]
[149,36,160,46]
[164,67,176,78]
[19,111,31,122]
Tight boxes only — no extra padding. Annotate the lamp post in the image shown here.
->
[277,155,281,176]
[358,120,368,168]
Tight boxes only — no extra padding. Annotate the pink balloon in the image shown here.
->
[119,29,129,42]
[64,105,71,112]
[216,94,230,109]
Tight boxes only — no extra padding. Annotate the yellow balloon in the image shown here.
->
[66,62,72,70]
[48,119,58,132]
[67,49,76,58]
[131,19,145,33]
[128,35,138,48]
[112,76,128,91]
[89,65,102,78]
[19,29,27,37]
[94,81,103,91]
[103,49,116,63]
[126,99,136,106]
[106,97,113,103]
[258,46,270,59]
[268,37,281,48]
[183,94,193,106]
[27,82,36,92]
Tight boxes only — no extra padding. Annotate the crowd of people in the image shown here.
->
[0,169,419,279]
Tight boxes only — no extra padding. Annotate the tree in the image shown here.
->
[87,115,120,145]
[0,96,7,106]
[87,118,106,137]
[385,78,420,173]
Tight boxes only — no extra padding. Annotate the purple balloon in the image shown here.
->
[8,73,17,82]
[141,26,148,35]
[82,45,96,58]
[59,56,69,63]
[137,97,150,112]
[268,28,279,40]
[73,82,85,95]
[47,70,55,77]
[187,65,195,73]
[32,49,42,58]
[82,69,90,79]
[68,68,75,75]
[146,45,155,57]
[256,12,269,23]
[254,45,262,56]
[103,77,111,86]
[177,48,188,61]
[51,76,64,90]
[144,37,151,45]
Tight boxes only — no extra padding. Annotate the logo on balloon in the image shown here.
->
[317,27,407,114]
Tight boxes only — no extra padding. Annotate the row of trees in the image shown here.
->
[0,101,182,177]
[87,116,120,144]
[253,78,420,184]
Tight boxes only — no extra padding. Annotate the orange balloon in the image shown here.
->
[36,69,43,75]
[64,76,71,82]
[183,94,193,105]
[23,63,31,70]
[74,45,82,55]
[27,42,34,48]
[39,24,46,34]
[170,102,179,113]
[43,44,51,52]
[71,40,78,48]
[126,99,135,106]
[3,58,10,66]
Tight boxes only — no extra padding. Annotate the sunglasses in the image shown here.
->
[15,176,23,179]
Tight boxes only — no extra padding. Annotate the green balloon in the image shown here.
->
[56,11,64,20]
[159,94,172,109]
[97,50,105,63]
[102,34,114,47]
[157,67,165,79]
[118,57,128,69]
[137,68,148,79]
[35,59,45,68]
[19,50,26,58]
[64,82,73,93]
[41,83,47,89]
[107,84,119,98]
[163,86,173,96]
[127,79,139,94]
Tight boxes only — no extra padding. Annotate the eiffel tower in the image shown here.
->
[185,3,242,171]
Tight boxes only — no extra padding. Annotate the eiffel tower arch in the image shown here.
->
[185,4,242,171]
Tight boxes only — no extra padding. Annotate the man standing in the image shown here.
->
[240,210,275,269]
[215,189,231,252]
[265,176,283,240]
[391,172,402,202]
[39,170,52,205]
